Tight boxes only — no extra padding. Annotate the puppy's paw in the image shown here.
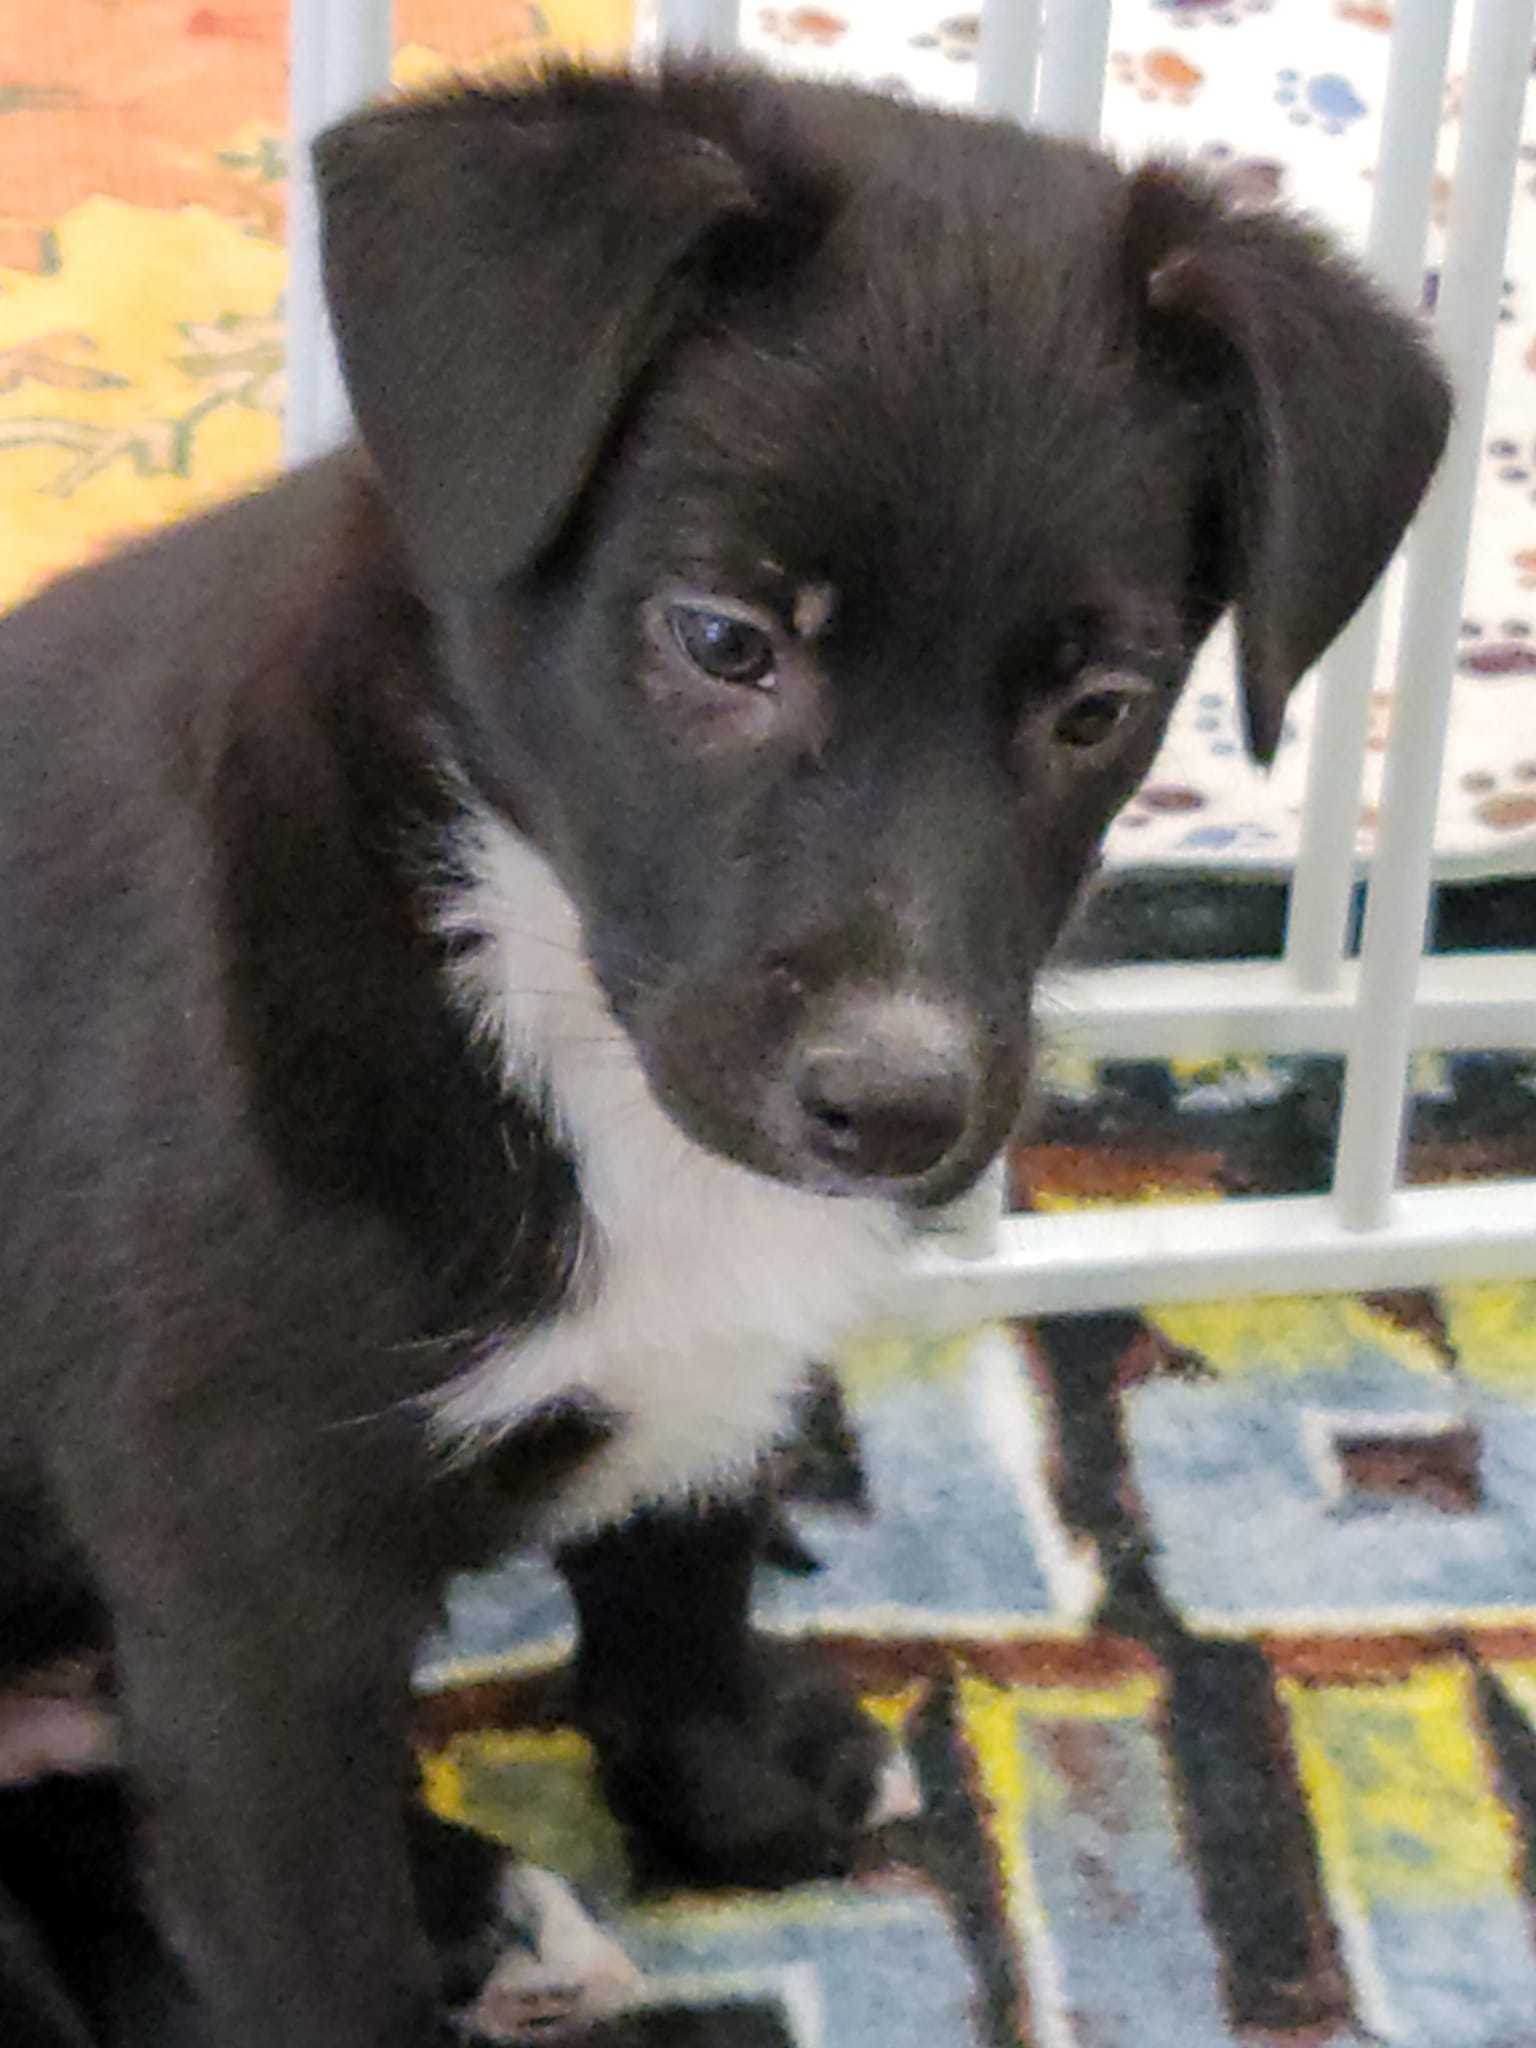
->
[588,1639,920,1890]
[462,1863,642,2042]
[0,1690,118,1784]
[0,1658,119,1786]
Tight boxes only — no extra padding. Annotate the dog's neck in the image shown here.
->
[429,807,905,1536]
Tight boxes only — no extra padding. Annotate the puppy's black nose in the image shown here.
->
[794,999,975,1184]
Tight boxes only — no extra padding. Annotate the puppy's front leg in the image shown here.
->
[559,1493,908,1890]
[119,1601,435,2048]
[78,1485,443,2048]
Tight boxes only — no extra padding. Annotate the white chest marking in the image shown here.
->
[432,810,904,1536]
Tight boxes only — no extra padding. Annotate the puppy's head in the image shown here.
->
[316,66,1449,1208]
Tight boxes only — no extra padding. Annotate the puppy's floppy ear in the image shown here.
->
[1125,167,1451,765]
[314,74,787,589]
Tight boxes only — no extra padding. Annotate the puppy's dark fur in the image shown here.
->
[0,1772,519,2048]
[0,62,1447,2048]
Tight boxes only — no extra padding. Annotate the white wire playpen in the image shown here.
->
[284,0,1536,1319]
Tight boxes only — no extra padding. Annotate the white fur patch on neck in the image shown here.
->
[432,808,905,1537]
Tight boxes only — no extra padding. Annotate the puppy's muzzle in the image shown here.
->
[790,995,980,1189]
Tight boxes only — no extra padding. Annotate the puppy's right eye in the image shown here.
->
[1050,670,1157,753]
[668,605,777,688]
[1054,684,1133,748]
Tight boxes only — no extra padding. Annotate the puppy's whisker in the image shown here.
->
[318,1389,436,1430]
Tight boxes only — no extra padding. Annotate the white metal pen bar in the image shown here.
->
[653,0,739,54]
[977,0,1046,127]
[1332,0,1536,1234]
[963,0,1111,1255]
[1048,950,1536,1062]
[1284,0,1458,992]
[901,1176,1536,1329]
[284,0,395,467]
[1033,0,1113,143]
[1284,589,1386,991]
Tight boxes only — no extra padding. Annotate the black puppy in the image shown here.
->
[0,60,1447,2048]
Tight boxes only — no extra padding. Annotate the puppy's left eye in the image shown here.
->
[1052,671,1153,751]
[669,605,777,688]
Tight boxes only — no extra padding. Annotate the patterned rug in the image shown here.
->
[412,1039,1536,2046]
[5,5,1536,2043]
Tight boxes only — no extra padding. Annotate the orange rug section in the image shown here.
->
[0,0,632,609]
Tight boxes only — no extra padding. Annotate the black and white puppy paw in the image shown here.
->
[587,1639,920,1891]
[0,1664,118,1788]
[455,1863,643,2043]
